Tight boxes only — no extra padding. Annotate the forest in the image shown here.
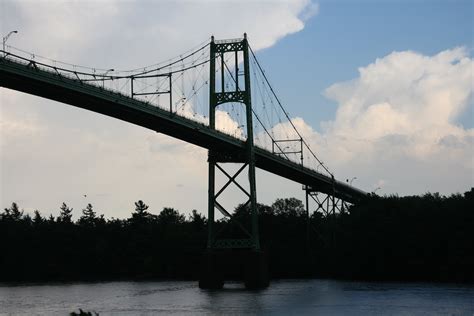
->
[1,188,473,283]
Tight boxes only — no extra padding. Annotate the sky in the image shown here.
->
[1,0,472,219]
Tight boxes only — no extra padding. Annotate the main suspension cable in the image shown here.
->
[248,44,333,177]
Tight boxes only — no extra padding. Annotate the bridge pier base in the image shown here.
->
[198,250,269,290]
[244,250,270,289]
[198,251,224,289]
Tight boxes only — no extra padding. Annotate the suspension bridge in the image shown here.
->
[0,34,367,289]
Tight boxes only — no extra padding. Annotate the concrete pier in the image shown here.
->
[199,250,269,290]
[198,251,224,289]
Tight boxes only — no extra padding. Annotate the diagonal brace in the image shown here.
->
[214,200,252,238]
[215,163,250,199]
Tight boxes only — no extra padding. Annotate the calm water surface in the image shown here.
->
[1,279,473,315]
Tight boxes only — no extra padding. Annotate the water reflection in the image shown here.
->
[203,283,266,314]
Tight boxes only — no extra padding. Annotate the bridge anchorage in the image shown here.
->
[0,33,368,290]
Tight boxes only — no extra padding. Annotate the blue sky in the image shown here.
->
[1,0,473,218]
[257,0,473,129]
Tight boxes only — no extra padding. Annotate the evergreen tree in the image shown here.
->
[134,200,149,214]
[22,214,32,226]
[189,209,206,229]
[79,203,97,227]
[158,207,185,225]
[58,202,73,223]
[130,200,153,225]
[1,202,23,221]
[33,210,44,226]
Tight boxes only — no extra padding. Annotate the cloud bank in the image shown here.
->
[299,47,473,194]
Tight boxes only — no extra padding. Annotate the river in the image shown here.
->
[1,279,473,315]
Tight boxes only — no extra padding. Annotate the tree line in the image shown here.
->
[1,189,472,283]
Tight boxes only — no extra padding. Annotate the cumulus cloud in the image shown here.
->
[296,47,473,194]
[324,47,472,156]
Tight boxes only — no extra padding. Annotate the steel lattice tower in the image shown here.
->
[200,34,269,289]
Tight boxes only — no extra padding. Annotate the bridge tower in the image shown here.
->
[199,34,269,289]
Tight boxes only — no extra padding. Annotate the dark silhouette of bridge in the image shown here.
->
[0,34,367,289]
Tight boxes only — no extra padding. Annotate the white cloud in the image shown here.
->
[2,0,317,67]
[324,47,472,156]
[300,47,473,193]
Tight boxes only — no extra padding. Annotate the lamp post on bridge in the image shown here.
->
[102,68,114,88]
[2,30,18,56]
[346,177,357,185]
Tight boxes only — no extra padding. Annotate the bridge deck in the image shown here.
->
[0,57,366,203]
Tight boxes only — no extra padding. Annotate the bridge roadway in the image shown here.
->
[0,56,367,203]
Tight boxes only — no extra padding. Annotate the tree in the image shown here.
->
[189,209,206,229]
[130,200,151,221]
[233,203,274,218]
[233,203,250,218]
[271,198,305,217]
[258,203,274,216]
[33,210,44,226]
[129,200,156,226]
[22,214,32,226]
[134,200,149,214]
[1,202,23,221]
[158,207,185,226]
[58,202,73,223]
[78,203,97,227]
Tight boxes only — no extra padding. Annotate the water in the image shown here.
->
[1,279,473,315]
